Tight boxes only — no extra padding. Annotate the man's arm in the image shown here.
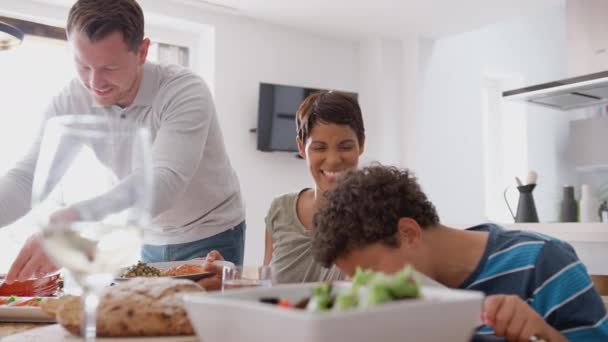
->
[147,73,213,216]
[0,113,82,228]
[0,152,37,227]
[0,97,62,228]
[73,73,214,221]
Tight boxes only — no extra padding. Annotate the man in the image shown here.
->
[3,0,245,283]
[312,165,608,341]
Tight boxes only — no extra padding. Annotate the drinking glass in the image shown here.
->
[222,265,272,291]
[31,115,153,340]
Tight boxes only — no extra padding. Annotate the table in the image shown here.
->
[0,323,199,341]
[0,322,52,338]
[1,324,77,341]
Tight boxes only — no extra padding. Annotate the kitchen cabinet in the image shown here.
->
[570,116,608,171]
[567,0,608,77]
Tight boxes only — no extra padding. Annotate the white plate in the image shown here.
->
[0,297,54,323]
[116,259,234,282]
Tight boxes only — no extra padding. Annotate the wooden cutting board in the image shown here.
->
[2,324,199,341]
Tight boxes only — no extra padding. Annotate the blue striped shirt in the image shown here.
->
[462,224,608,341]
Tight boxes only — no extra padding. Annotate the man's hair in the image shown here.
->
[67,0,144,52]
[296,91,365,146]
[312,165,440,267]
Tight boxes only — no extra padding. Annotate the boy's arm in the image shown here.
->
[483,294,567,341]
[531,240,608,340]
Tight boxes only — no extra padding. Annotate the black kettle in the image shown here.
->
[504,184,539,223]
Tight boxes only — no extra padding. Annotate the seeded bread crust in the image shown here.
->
[54,277,204,337]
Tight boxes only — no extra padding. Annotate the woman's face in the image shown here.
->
[298,123,364,193]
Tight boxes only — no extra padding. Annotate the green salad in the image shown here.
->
[307,265,421,312]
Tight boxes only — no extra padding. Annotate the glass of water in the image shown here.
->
[222,265,272,291]
[31,115,153,340]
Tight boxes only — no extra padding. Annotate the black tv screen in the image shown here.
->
[256,83,357,153]
[256,83,319,152]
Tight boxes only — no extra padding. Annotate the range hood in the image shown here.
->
[502,71,608,111]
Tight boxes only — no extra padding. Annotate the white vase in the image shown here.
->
[580,184,600,223]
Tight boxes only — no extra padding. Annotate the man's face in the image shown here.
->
[69,30,148,107]
[334,243,410,277]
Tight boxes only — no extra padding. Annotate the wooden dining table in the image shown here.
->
[0,322,199,341]
[0,322,51,336]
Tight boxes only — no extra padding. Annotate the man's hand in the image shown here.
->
[196,250,225,291]
[205,250,225,263]
[49,207,81,224]
[4,207,81,284]
[5,233,58,284]
[483,294,567,342]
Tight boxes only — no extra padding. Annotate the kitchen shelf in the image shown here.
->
[503,222,608,242]
[576,164,608,173]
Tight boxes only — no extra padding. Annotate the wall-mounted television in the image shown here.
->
[256,83,357,153]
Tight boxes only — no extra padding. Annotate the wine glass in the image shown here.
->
[222,265,273,291]
[31,115,153,340]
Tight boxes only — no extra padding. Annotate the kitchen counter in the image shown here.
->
[503,222,608,242]
[502,222,608,275]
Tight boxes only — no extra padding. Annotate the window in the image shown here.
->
[0,18,191,272]
[0,33,74,272]
[148,42,189,67]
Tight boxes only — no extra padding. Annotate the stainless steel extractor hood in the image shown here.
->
[502,71,608,111]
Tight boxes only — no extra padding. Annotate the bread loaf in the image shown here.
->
[51,277,204,337]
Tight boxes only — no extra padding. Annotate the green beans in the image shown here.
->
[121,261,162,278]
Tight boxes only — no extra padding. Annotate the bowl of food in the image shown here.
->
[117,259,234,282]
[183,266,483,342]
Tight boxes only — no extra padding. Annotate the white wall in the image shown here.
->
[407,4,569,225]
[0,0,361,266]
[0,0,574,269]
[207,11,359,264]
[357,38,404,166]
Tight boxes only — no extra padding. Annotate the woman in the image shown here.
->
[202,91,365,288]
[263,91,365,283]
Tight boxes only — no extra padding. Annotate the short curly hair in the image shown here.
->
[312,164,440,267]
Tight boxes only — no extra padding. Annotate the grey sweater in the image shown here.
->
[0,62,244,245]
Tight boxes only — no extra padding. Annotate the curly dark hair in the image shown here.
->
[296,91,365,145]
[312,164,440,267]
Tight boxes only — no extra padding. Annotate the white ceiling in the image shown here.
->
[35,0,564,40]
[188,0,564,39]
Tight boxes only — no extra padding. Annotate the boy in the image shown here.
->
[312,165,608,341]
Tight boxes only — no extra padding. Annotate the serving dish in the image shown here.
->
[0,296,54,322]
[115,259,233,282]
[184,282,483,342]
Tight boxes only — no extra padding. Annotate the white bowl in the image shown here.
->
[184,282,483,342]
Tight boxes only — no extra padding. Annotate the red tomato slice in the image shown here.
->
[13,298,43,307]
[278,298,293,308]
